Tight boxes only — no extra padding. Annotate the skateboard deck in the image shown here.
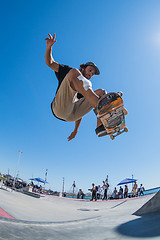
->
[96,92,128,140]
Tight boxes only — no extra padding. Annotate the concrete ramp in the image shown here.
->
[1,188,160,239]
[134,191,160,215]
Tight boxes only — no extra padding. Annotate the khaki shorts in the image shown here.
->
[51,75,93,122]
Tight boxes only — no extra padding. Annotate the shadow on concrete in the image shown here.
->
[116,213,160,238]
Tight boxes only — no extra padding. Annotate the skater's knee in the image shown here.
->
[68,68,81,80]
[68,69,92,91]
[95,89,106,97]
[77,75,92,91]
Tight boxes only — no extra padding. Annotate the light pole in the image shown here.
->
[44,169,48,188]
[13,150,23,190]
[62,177,65,196]
[73,181,76,195]
[132,174,134,191]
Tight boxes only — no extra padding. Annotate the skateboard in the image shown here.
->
[95,92,128,140]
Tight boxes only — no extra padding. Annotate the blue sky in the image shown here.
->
[0,0,160,193]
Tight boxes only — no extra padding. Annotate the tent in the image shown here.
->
[117,178,137,186]
[29,177,48,184]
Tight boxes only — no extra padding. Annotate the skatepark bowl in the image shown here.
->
[0,187,160,240]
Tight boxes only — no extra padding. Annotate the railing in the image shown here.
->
[143,187,160,195]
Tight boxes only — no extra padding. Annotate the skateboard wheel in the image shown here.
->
[117,91,123,97]
[124,127,128,132]
[110,135,114,140]
[123,108,128,115]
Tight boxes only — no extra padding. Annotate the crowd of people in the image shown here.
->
[0,176,27,189]
[86,178,110,201]
[91,179,110,201]
[1,173,145,200]
[77,180,145,201]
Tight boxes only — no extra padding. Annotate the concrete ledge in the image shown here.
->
[20,191,41,198]
[134,191,160,215]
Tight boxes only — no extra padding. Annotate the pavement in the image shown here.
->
[0,187,160,240]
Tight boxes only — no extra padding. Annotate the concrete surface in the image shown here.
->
[0,188,160,240]
[134,190,160,215]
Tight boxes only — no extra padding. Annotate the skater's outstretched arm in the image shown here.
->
[67,118,82,141]
[45,33,59,72]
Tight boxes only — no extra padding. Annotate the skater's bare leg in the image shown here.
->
[94,89,106,127]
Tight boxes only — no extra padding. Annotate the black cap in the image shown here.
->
[80,62,100,75]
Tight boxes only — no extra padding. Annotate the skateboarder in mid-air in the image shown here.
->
[45,33,107,141]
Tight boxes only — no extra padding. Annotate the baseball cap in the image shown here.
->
[80,62,100,75]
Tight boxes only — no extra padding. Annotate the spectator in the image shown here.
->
[119,186,123,198]
[132,181,138,197]
[112,187,117,199]
[77,189,85,199]
[102,180,109,200]
[90,183,97,201]
[97,185,102,199]
[124,185,128,198]
[139,184,144,196]
[39,185,42,194]
[77,189,81,199]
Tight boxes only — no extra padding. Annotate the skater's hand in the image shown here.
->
[67,130,78,141]
[45,33,57,48]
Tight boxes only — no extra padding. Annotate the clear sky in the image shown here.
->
[1,0,160,194]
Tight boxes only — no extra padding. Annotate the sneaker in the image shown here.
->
[95,124,107,137]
